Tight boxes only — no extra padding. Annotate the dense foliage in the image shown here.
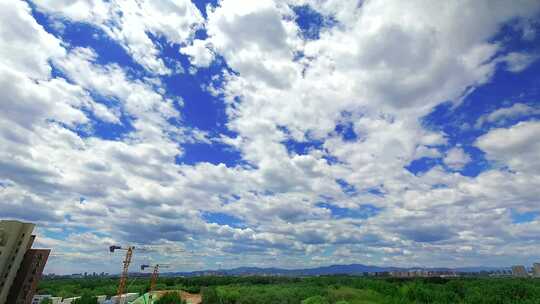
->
[73,294,98,304]
[38,275,540,303]
[155,292,186,304]
[37,276,300,297]
[199,277,540,304]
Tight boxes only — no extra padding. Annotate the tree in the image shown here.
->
[202,286,219,304]
[155,292,186,304]
[40,299,53,304]
[301,295,329,304]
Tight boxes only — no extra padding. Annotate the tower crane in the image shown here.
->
[109,244,186,303]
[109,245,135,304]
[140,263,170,303]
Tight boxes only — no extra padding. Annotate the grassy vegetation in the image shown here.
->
[38,275,540,303]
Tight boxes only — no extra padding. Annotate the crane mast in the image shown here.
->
[117,247,133,302]
[150,264,160,301]
[141,263,170,303]
[110,245,135,304]
[109,244,184,303]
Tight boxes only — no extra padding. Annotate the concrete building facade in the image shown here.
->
[533,263,540,278]
[0,220,36,304]
[109,293,139,304]
[7,248,51,304]
[59,297,81,304]
[31,295,61,304]
[511,265,528,277]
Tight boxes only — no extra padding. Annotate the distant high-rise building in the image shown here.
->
[511,265,528,277]
[0,220,50,304]
[533,263,540,278]
[0,220,36,303]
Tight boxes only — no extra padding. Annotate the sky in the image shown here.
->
[1,0,540,275]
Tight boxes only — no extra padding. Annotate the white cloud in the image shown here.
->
[203,0,301,89]
[414,145,442,159]
[33,0,204,74]
[476,120,540,173]
[53,47,180,137]
[180,39,215,67]
[502,52,539,73]
[183,0,540,267]
[2,0,540,273]
[0,0,65,79]
[475,103,540,128]
[0,67,89,129]
[200,0,540,157]
[191,0,540,267]
[30,0,109,21]
[443,148,471,170]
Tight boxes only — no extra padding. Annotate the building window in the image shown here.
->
[0,229,6,246]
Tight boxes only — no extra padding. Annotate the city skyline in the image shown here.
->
[1,0,540,275]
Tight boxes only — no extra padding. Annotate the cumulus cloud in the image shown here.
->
[33,0,204,74]
[180,39,215,68]
[0,0,65,79]
[475,103,540,128]
[1,0,540,273]
[443,148,472,170]
[501,52,539,73]
[476,121,540,173]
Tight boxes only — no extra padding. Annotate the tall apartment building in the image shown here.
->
[0,220,51,304]
[0,220,36,304]
[511,265,528,277]
[533,263,540,278]
[7,248,50,303]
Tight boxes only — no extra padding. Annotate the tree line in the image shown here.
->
[38,275,540,303]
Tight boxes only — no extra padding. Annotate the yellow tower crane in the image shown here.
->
[141,263,170,303]
[109,244,187,303]
[109,245,135,304]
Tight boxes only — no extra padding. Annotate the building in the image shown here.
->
[31,295,61,304]
[512,265,528,277]
[533,263,540,278]
[59,297,80,304]
[109,293,139,304]
[31,295,51,304]
[0,220,51,304]
[7,249,51,303]
[0,220,36,304]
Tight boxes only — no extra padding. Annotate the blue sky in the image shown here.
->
[1,0,540,274]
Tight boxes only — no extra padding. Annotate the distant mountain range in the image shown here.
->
[162,263,508,277]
